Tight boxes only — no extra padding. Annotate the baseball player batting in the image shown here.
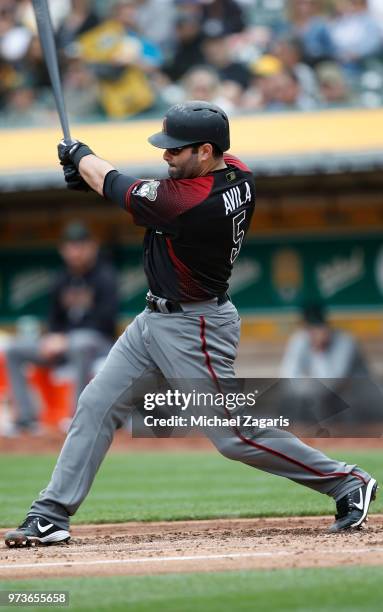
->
[4,101,377,548]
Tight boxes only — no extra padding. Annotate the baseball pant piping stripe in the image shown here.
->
[199,316,220,385]
[198,316,365,483]
[351,471,367,483]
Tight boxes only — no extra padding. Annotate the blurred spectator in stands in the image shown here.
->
[3,35,57,126]
[75,0,161,118]
[18,36,50,90]
[316,61,353,106]
[63,58,101,120]
[358,67,383,108]
[0,57,19,110]
[329,0,382,76]
[246,57,318,112]
[181,65,238,114]
[202,34,252,89]
[218,79,245,113]
[112,0,163,71]
[164,11,205,81]
[2,84,56,126]
[224,24,274,70]
[242,54,283,111]
[56,0,99,52]
[265,68,318,111]
[280,303,372,433]
[16,0,71,32]
[0,0,32,63]
[241,0,287,36]
[287,0,335,66]
[368,0,383,35]
[4,222,118,434]
[201,0,245,37]
[271,36,321,107]
[1,0,382,124]
[0,1,55,123]
[135,0,177,55]
[182,65,220,100]
[281,304,370,379]
[175,0,203,17]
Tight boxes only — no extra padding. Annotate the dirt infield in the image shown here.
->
[1,516,383,580]
[1,430,382,454]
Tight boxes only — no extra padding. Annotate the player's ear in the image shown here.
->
[199,143,213,161]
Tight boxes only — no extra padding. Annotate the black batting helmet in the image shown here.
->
[148,100,230,152]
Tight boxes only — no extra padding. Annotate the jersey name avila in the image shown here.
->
[223,182,252,215]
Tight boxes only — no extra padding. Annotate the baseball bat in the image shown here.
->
[31,0,73,144]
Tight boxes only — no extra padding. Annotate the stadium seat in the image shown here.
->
[0,354,75,434]
[26,365,75,431]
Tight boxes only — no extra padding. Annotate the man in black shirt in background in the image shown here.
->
[5,221,118,433]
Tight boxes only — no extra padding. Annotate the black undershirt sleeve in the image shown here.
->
[103,170,138,209]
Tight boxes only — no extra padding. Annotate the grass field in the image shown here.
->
[1,567,383,611]
[1,449,381,612]
[0,450,381,526]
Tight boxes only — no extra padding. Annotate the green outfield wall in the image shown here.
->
[1,233,382,324]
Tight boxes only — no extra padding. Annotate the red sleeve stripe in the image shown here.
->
[224,154,251,173]
[198,316,367,484]
[125,179,142,212]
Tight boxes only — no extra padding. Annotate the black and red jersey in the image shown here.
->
[106,154,255,302]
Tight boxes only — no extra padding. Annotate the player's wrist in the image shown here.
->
[70,143,95,169]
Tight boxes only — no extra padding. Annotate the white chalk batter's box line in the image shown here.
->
[2,547,383,570]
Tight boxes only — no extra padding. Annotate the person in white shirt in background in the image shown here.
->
[281,304,369,380]
[368,0,383,35]
[280,304,372,434]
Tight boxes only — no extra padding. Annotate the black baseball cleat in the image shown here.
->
[4,516,70,548]
[328,478,378,533]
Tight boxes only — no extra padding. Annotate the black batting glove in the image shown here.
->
[57,139,94,169]
[62,161,89,191]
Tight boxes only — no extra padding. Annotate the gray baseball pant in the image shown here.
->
[28,300,371,529]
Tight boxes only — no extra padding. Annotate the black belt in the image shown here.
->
[145,293,229,314]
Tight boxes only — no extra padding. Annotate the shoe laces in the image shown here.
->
[18,516,39,529]
[335,491,359,520]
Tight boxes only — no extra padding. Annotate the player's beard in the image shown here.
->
[167,153,200,179]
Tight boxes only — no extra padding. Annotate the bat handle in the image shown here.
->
[62,118,73,145]
[62,128,74,146]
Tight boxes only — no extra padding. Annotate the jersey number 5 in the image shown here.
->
[230,210,246,264]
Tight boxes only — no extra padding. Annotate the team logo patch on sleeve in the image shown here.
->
[133,180,160,201]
